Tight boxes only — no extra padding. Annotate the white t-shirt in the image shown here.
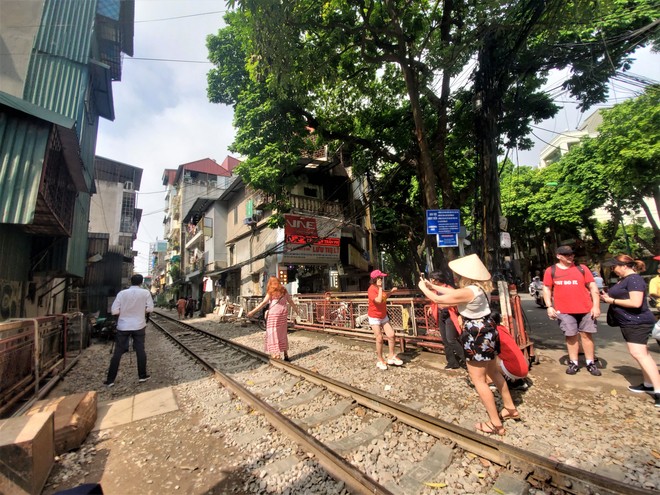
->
[111,286,154,331]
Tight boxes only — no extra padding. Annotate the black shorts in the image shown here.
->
[620,324,652,345]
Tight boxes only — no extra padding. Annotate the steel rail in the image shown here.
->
[151,312,655,495]
[149,314,393,495]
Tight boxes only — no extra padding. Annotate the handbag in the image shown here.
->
[652,320,660,340]
[606,306,618,327]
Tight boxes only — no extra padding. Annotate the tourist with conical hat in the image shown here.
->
[418,254,519,436]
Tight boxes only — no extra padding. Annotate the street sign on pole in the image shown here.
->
[437,233,459,247]
[426,209,461,235]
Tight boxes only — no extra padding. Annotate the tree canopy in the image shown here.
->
[207,0,660,282]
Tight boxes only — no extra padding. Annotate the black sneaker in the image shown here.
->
[655,393,660,408]
[103,381,114,388]
[565,362,580,375]
[628,383,654,394]
[138,375,151,383]
[586,363,602,376]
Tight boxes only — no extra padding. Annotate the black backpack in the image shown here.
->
[550,263,586,284]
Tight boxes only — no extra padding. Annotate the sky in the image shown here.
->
[96,2,660,276]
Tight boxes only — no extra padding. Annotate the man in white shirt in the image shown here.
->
[104,274,154,387]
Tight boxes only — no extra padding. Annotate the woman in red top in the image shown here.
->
[368,270,403,370]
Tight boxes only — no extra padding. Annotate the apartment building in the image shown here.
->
[0,0,134,319]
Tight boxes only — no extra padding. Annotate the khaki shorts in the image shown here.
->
[557,313,597,337]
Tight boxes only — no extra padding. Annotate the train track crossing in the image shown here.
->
[149,311,654,495]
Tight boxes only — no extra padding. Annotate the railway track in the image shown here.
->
[150,312,653,495]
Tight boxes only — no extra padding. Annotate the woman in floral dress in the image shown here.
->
[418,254,519,435]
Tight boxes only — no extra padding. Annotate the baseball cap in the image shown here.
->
[555,245,574,255]
[602,258,630,267]
[370,269,388,278]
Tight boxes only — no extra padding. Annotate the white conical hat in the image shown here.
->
[448,254,491,281]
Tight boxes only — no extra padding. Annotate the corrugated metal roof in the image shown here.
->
[0,91,87,199]
[33,0,97,65]
[67,193,91,277]
[95,156,143,189]
[174,158,234,182]
[24,54,89,121]
[0,112,48,224]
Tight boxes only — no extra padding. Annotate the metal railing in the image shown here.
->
[0,313,90,418]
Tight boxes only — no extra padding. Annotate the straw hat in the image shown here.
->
[448,254,491,281]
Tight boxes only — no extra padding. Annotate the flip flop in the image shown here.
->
[475,421,505,436]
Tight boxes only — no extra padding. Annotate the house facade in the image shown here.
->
[0,0,134,320]
[154,150,376,312]
[85,157,143,316]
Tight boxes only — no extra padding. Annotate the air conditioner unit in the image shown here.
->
[243,217,257,226]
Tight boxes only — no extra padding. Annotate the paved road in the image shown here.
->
[515,293,660,393]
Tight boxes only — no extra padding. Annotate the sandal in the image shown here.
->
[475,421,505,436]
[499,407,521,422]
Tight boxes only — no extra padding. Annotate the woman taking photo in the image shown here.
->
[247,276,301,361]
[418,254,519,435]
[368,269,403,370]
[601,255,660,408]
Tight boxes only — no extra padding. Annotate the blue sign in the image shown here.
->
[426,209,461,235]
[437,234,459,247]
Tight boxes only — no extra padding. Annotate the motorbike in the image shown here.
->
[528,278,546,308]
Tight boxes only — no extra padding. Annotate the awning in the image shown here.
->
[0,90,88,194]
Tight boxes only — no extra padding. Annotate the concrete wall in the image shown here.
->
[89,181,122,245]
[0,0,45,96]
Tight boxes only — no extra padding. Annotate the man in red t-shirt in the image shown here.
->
[543,245,602,376]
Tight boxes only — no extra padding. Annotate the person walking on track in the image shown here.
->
[104,274,154,387]
[601,255,660,408]
[247,276,300,361]
[542,245,602,376]
[418,254,519,436]
[176,296,186,319]
[368,269,403,371]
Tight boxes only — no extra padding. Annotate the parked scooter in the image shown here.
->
[528,276,546,308]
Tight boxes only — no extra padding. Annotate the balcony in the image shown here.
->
[259,193,343,217]
[184,258,203,276]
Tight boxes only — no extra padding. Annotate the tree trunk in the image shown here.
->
[474,34,503,273]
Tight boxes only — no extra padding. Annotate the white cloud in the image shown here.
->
[97,3,660,275]
[96,2,234,275]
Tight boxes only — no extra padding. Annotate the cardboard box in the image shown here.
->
[0,411,54,495]
[26,391,97,454]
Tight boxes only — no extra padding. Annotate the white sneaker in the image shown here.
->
[376,361,388,370]
[387,356,403,366]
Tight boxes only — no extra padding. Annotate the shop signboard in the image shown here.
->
[282,214,340,263]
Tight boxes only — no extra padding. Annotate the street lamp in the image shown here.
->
[544,182,632,255]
